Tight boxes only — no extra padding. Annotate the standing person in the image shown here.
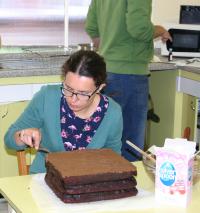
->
[85,0,172,161]
[4,50,123,174]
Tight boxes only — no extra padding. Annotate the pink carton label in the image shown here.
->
[155,148,194,206]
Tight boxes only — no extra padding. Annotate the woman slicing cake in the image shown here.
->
[4,50,123,174]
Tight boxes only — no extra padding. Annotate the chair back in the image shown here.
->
[16,150,30,175]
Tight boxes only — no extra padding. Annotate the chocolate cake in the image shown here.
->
[45,149,138,203]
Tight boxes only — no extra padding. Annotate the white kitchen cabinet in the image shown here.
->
[0,83,59,104]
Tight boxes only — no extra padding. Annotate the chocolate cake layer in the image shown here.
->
[45,149,137,185]
[63,188,138,203]
[45,175,138,203]
[45,149,138,203]
[45,171,137,194]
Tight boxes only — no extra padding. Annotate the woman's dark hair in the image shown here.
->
[62,50,107,87]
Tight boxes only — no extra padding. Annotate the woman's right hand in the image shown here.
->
[15,128,42,150]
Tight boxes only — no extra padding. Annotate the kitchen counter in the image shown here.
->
[0,46,79,79]
[0,47,199,106]
[0,46,184,79]
[152,49,200,74]
[1,46,200,103]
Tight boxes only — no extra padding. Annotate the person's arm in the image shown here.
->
[126,0,154,42]
[154,25,172,42]
[4,87,45,151]
[104,103,123,154]
[85,0,100,41]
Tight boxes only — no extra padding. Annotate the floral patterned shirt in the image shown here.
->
[60,94,109,151]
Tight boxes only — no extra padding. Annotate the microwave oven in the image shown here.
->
[161,23,200,58]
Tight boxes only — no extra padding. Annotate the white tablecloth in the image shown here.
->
[30,174,155,213]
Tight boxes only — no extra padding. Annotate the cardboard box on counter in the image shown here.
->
[155,138,196,207]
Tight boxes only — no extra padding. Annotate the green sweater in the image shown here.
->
[85,0,154,75]
[4,85,123,174]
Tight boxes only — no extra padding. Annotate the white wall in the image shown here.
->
[152,0,200,24]
[0,0,91,46]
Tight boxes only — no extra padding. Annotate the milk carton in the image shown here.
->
[155,138,196,207]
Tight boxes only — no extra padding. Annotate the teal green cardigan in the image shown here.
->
[4,85,123,174]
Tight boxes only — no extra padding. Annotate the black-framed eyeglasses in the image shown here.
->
[61,84,99,101]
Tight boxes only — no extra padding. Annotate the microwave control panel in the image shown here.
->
[180,5,200,24]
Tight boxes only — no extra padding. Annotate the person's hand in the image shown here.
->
[154,25,172,42]
[92,37,100,49]
[160,30,172,43]
[15,128,41,150]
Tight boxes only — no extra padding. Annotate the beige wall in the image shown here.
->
[152,0,200,24]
